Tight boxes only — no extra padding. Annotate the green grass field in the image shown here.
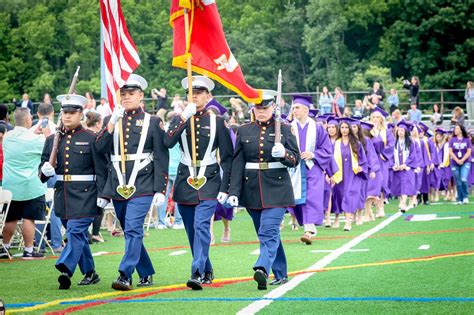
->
[1,197,473,314]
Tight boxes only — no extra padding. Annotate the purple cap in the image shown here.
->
[327,117,339,125]
[316,115,329,122]
[427,130,434,137]
[292,95,313,108]
[206,98,227,115]
[410,123,422,133]
[309,109,319,117]
[280,113,292,123]
[387,122,394,130]
[360,121,374,131]
[397,120,410,131]
[435,128,447,135]
[418,122,430,133]
[338,117,354,125]
[372,106,389,117]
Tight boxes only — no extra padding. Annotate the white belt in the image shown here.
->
[181,156,217,167]
[110,152,153,162]
[245,162,286,170]
[57,174,96,182]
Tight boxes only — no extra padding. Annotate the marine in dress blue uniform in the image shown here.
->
[164,76,234,290]
[40,94,107,290]
[228,90,300,290]
[95,74,169,291]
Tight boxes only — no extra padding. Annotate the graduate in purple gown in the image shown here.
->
[368,107,394,218]
[359,121,381,223]
[331,119,368,231]
[207,100,234,243]
[287,96,333,245]
[469,131,474,187]
[408,124,423,208]
[391,121,418,212]
[323,117,340,228]
[433,129,450,201]
[417,122,438,204]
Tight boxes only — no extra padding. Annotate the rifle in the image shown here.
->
[274,69,283,144]
[49,66,80,167]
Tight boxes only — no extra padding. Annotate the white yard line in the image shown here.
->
[237,212,402,315]
[168,250,187,256]
[418,245,430,250]
[310,249,369,253]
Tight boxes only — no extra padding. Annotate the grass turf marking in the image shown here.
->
[237,212,403,315]
[6,250,473,314]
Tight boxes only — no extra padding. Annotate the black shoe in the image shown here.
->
[78,271,100,286]
[137,275,153,287]
[269,277,288,286]
[0,247,11,259]
[112,273,133,291]
[58,272,71,290]
[186,273,203,290]
[201,270,214,285]
[253,269,267,290]
[22,251,45,260]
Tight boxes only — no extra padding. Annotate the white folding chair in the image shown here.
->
[35,188,56,254]
[145,204,158,231]
[0,189,13,260]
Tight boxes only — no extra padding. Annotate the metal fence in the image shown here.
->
[3,88,468,118]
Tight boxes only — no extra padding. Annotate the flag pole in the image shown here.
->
[184,7,197,179]
[116,91,127,183]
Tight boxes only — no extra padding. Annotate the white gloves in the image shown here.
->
[109,106,125,125]
[271,143,286,158]
[181,103,197,120]
[227,195,239,207]
[41,162,56,177]
[217,192,228,205]
[152,192,166,208]
[97,198,109,209]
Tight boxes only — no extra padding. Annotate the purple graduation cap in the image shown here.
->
[434,127,446,134]
[327,116,339,125]
[372,106,389,117]
[387,122,394,130]
[397,120,410,131]
[360,121,374,131]
[206,98,227,116]
[417,122,430,133]
[292,94,313,108]
[280,113,291,123]
[309,109,319,118]
[337,117,355,125]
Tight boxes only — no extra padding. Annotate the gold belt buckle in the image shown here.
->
[259,162,269,170]
[64,174,72,182]
[125,154,131,161]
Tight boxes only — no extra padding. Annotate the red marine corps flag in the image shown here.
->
[170,0,262,103]
[100,0,141,110]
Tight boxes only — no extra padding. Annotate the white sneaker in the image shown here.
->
[463,198,469,204]
[156,224,167,230]
[173,223,185,230]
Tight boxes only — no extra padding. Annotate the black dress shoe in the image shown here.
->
[269,277,288,286]
[186,273,203,290]
[201,270,214,284]
[78,271,100,286]
[253,269,267,290]
[137,275,153,287]
[58,272,71,290]
[112,274,133,291]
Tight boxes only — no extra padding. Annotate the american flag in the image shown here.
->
[100,0,140,110]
